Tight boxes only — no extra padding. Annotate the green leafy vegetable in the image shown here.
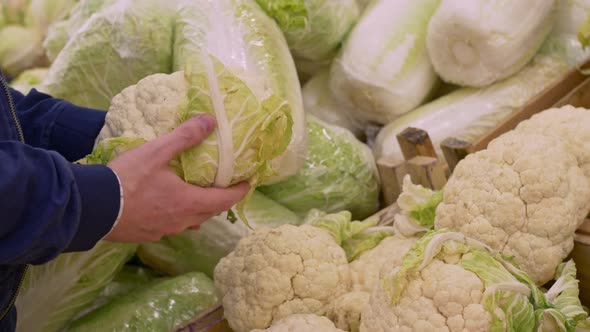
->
[259,116,380,220]
[15,242,136,332]
[306,209,393,261]
[67,272,217,332]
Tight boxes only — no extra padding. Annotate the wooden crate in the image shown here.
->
[182,61,590,332]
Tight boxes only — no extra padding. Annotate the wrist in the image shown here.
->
[103,167,125,239]
[66,164,121,251]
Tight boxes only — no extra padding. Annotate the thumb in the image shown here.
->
[152,114,216,164]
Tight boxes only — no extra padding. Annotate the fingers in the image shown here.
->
[182,182,251,214]
[151,114,217,164]
[201,182,251,212]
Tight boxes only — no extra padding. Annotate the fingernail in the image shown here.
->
[197,114,216,132]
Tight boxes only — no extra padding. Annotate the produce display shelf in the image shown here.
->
[182,61,590,332]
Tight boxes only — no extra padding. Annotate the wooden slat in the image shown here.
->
[440,137,471,173]
[396,127,438,159]
[572,234,590,306]
[578,219,590,236]
[554,76,590,108]
[377,156,408,206]
[406,156,447,191]
[469,59,590,153]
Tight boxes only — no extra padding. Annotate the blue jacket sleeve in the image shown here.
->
[11,88,107,162]
[0,141,121,265]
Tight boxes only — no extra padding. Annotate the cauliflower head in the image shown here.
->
[360,231,538,332]
[251,314,346,332]
[213,224,351,332]
[515,105,590,183]
[349,235,417,293]
[326,291,370,332]
[95,70,293,188]
[435,131,590,284]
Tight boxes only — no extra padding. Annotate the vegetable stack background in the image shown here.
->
[7,0,590,331]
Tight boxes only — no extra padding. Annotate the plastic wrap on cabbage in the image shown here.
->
[72,265,161,320]
[329,0,441,125]
[302,69,365,138]
[67,272,217,332]
[373,54,570,162]
[254,0,359,72]
[42,0,307,184]
[43,0,117,62]
[426,0,556,87]
[259,115,380,220]
[41,0,175,110]
[171,0,306,184]
[137,191,302,278]
[9,67,48,94]
[14,242,136,332]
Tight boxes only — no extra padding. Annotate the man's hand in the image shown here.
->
[104,114,250,243]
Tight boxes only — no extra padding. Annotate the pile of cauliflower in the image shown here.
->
[213,105,590,332]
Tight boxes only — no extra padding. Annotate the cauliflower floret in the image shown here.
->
[99,71,188,141]
[251,314,346,332]
[326,291,370,332]
[515,105,590,184]
[435,131,590,284]
[359,231,536,332]
[349,235,417,292]
[360,260,492,332]
[214,224,351,332]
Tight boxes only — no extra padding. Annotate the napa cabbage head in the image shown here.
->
[580,14,590,47]
[15,242,136,332]
[43,0,117,62]
[302,69,365,138]
[41,0,175,109]
[0,0,77,77]
[137,191,302,278]
[24,0,78,33]
[426,0,557,87]
[329,0,441,125]
[543,0,590,66]
[4,0,28,25]
[259,115,380,220]
[254,0,359,64]
[42,0,307,184]
[67,272,217,332]
[0,25,48,78]
[373,55,571,162]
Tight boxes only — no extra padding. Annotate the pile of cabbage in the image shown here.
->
[9,0,590,331]
[0,0,78,78]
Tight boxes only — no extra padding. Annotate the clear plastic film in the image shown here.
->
[66,272,218,332]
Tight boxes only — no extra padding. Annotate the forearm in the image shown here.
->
[12,88,107,161]
[0,141,120,266]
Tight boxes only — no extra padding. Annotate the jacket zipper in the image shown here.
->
[0,265,28,322]
[0,73,25,143]
[0,73,28,323]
